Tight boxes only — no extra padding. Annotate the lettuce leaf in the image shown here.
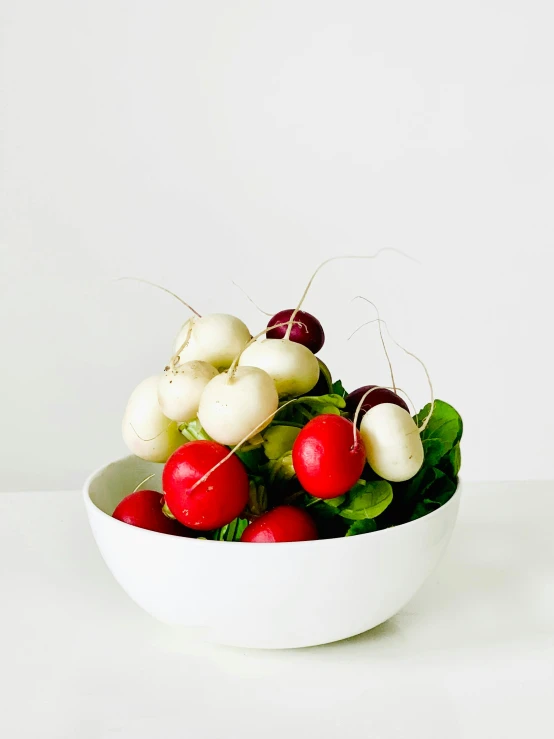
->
[346,519,377,536]
[178,419,211,442]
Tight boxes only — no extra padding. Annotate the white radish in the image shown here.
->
[198,366,278,446]
[122,376,184,463]
[238,338,319,398]
[360,402,424,482]
[157,361,218,423]
[174,314,250,370]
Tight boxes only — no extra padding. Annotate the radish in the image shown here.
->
[122,376,184,463]
[173,314,251,370]
[266,309,325,354]
[157,360,218,423]
[163,440,249,530]
[112,489,186,536]
[346,385,409,425]
[241,506,318,543]
[197,365,278,446]
[292,415,366,499]
[360,402,424,482]
[238,338,319,398]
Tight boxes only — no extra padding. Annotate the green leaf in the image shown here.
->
[213,517,249,541]
[416,400,463,458]
[178,419,211,442]
[421,438,447,468]
[408,469,457,520]
[346,519,377,536]
[162,501,176,520]
[331,379,348,398]
[302,495,343,519]
[438,443,462,479]
[275,392,347,426]
[410,499,440,520]
[339,480,393,521]
[235,447,267,474]
[248,477,268,516]
[311,359,333,395]
[262,425,301,460]
[265,452,296,484]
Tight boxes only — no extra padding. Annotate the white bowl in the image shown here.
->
[84,455,461,649]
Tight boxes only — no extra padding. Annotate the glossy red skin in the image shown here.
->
[345,385,409,426]
[292,414,366,499]
[163,441,249,530]
[266,309,325,354]
[112,490,185,536]
[241,506,318,543]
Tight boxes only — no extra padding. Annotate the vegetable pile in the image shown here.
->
[116,260,462,542]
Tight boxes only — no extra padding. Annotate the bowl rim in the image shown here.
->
[83,455,462,549]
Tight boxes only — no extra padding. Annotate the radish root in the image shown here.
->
[115,277,202,317]
[285,248,419,341]
[132,473,156,494]
[350,298,397,393]
[129,421,173,443]
[350,298,435,432]
[169,318,195,368]
[232,281,273,317]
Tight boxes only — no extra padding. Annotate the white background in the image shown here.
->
[1,1,553,492]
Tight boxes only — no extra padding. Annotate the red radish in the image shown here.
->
[241,506,317,543]
[163,440,249,530]
[112,490,185,536]
[346,385,409,425]
[267,309,325,354]
[292,414,366,499]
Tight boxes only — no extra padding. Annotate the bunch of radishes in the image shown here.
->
[114,259,445,543]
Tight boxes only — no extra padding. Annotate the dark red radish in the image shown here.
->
[241,506,317,543]
[266,309,325,354]
[346,385,408,425]
[292,414,366,499]
[112,489,186,536]
[163,440,249,530]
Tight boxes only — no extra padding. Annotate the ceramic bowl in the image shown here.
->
[84,455,461,649]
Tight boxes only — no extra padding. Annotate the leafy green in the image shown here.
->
[339,480,393,521]
[162,501,176,520]
[178,419,211,442]
[276,393,347,426]
[417,400,463,465]
[262,425,300,460]
[265,452,296,484]
[346,519,377,536]
[235,446,267,474]
[438,443,462,479]
[331,379,348,398]
[212,517,249,541]
[247,477,268,516]
[315,359,333,394]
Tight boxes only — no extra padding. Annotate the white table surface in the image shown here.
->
[1,482,553,739]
